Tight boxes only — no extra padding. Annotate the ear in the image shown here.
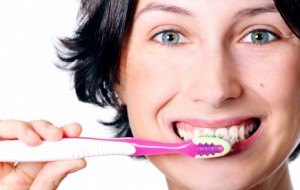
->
[115,82,127,105]
[115,56,128,105]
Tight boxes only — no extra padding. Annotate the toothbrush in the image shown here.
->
[0,137,231,162]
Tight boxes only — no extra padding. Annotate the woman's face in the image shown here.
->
[117,0,300,189]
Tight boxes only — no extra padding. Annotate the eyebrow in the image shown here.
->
[234,3,278,18]
[135,3,278,20]
[135,3,194,19]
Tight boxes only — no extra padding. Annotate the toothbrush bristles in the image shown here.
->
[196,143,224,156]
[192,137,232,158]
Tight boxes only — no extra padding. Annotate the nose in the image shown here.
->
[187,48,242,108]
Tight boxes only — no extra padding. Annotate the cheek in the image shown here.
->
[262,59,300,109]
[247,52,300,141]
[125,62,178,107]
[123,45,198,107]
[239,47,300,110]
[123,55,181,137]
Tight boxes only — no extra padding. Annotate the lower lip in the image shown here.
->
[229,122,263,155]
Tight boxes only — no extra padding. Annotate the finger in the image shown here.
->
[14,162,46,181]
[29,120,63,141]
[0,120,42,146]
[0,162,34,190]
[30,159,87,190]
[61,123,82,137]
[0,162,14,178]
[14,123,83,180]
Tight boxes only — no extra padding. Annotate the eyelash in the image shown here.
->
[152,29,188,47]
[241,29,281,45]
[152,28,281,47]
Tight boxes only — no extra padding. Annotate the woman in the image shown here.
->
[1,0,299,189]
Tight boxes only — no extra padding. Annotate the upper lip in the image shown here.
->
[171,116,260,129]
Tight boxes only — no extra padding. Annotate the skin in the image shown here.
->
[0,120,86,190]
[117,0,300,189]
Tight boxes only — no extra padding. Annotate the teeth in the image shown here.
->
[186,131,193,141]
[193,129,201,138]
[245,126,250,138]
[215,128,228,138]
[239,126,245,140]
[176,121,259,145]
[203,129,214,137]
[249,124,254,134]
[229,126,239,139]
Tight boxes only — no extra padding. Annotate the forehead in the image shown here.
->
[134,0,276,18]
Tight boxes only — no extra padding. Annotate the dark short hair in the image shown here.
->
[57,0,137,138]
[57,0,300,161]
[274,0,300,38]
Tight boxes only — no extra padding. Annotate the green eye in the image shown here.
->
[251,31,270,43]
[162,31,180,44]
[243,29,279,44]
[153,30,188,45]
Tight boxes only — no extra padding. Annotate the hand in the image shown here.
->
[0,120,87,190]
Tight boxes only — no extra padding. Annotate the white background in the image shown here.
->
[0,0,298,189]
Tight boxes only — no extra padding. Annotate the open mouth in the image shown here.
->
[173,118,261,145]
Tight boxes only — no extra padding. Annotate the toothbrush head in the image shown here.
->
[192,137,231,159]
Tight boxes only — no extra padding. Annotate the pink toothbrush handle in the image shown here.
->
[106,138,194,156]
[86,137,231,158]
[0,137,231,162]
[61,137,194,156]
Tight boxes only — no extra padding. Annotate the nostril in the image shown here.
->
[190,86,243,109]
[188,72,243,108]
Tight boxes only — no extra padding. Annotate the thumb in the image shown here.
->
[29,159,86,190]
